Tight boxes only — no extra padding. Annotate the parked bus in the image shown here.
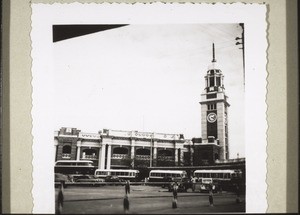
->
[193,169,242,192]
[148,170,187,182]
[94,169,139,181]
[194,169,242,181]
[55,160,96,175]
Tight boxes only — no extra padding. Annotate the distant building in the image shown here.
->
[54,44,232,169]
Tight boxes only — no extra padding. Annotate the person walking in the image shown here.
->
[123,194,130,214]
[208,184,214,207]
[56,181,64,214]
[172,182,178,209]
[125,180,131,195]
[191,177,196,192]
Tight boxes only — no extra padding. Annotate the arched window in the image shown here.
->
[158,149,173,156]
[62,145,71,154]
[113,147,129,155]
[136,148,150,155]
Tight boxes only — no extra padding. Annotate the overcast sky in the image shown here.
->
[53,24,244,158]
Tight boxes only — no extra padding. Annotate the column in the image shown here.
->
[130,146,135,168]
[130,139,135,168]
[100,144,106,169]
[179,149,184,166]
[76,140,81,161]
[222,76,224,88]
[98,147,102,169]
[106,144,112,170]
[76,146,81,161]
[54,138,58,162]
[153,147,157,167]
[174,148,179,166]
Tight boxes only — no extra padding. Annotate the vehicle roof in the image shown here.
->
[95,169,139,173]
[194,169,238,173]
[55,160,93,163]
[149,170,187,174]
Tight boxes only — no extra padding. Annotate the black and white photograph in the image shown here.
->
[31,3,267,214]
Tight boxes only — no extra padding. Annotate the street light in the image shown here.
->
[235,24,245,89]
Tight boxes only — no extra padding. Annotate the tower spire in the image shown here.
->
[212,43,216,63]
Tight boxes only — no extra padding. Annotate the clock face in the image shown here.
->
[207,113,217,123]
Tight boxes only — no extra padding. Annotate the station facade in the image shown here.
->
[54,44,232,170]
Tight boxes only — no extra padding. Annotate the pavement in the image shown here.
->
[58,185,245,214]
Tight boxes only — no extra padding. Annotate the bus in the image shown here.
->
[148,170,187,182]
[94,169,140,181]
[193,169,242,192]
[194,169,242,181]
[55,160,96,175]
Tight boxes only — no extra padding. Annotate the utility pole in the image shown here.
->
[235,23,245,89]
[150,135,153,167]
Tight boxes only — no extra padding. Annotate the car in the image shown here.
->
[161,176,173,188]
[68,174,85,183]
[105,175,124,184]
[75,175,105,186]
[75,175,105,182]
[55,173,70,188]
[168,177,193,192]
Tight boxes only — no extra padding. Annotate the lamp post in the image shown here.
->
[150,134,153,167]
[235,23,245,89]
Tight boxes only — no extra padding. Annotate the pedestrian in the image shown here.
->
[56,181,64,214]
[125,180,131,195]
[208,184,214,207]
[123,194,130,214]
[172,182,178,209]
[191,177,196,192]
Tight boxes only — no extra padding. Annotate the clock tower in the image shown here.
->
[200,44,230,160]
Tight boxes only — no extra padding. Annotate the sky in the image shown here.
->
[53,24,245,158]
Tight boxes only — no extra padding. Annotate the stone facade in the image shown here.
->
[54,127,223,169]
[54,127,190,169]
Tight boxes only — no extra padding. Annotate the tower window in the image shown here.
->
[207,103,217,110]
[209,77,215,86]
[206,93,217,99]
[216,77,221,86]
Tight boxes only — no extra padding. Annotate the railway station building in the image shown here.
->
[54,44,232,170]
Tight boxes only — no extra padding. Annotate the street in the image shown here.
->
[58,185,245,214]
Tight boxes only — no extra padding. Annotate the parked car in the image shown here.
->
[75,175,105,186]
[68,174,84,183]
[161,176,173,188]
[105,175,124,184]
[75,175,104,182]
[55,173,70,188]
[168,177,193,192]
[197,178,219,193]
